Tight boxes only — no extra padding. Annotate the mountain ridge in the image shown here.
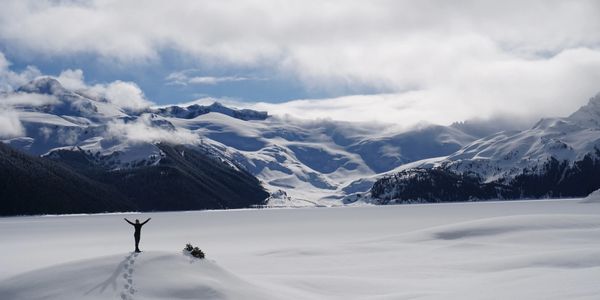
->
[360,94,600,204]
[3,77,487,205]
[7,77,594,209]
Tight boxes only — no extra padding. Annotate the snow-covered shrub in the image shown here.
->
[184,243,205,259]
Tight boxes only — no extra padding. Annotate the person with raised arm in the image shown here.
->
[124,217,151,253]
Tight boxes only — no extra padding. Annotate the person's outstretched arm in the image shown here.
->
[141,218,151,225]
[124,218,134,225]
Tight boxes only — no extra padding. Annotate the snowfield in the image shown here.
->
[1,198,600,299]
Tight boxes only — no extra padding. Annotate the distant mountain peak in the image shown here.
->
[568,93,600,128]
[150,102,268,121]
[209,101,226,108]
[17,77,66,95]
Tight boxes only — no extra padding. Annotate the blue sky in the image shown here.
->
[1,1,600,125]
[0,46,331,105]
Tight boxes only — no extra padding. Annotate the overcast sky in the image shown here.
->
[1,0,600,125]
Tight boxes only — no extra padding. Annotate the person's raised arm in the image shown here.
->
[124,218,134,225]
[141,218,151,225]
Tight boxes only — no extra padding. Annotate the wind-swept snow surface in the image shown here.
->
[0,252,276,300]
[1,199,600,299]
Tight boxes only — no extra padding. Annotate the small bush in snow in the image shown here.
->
[184,243,205,259]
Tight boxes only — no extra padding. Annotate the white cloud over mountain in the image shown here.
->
[0,93,58,107]
[0,108,23,138]
[253,48,600,124]
[0,0,599,124]
[0,52,41,93]
[106,115,198,145]
[57,68,152,111]
[100,81,152,111]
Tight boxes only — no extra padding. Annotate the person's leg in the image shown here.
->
[134,234,140,252]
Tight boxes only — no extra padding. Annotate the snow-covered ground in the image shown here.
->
[1,198,600,299]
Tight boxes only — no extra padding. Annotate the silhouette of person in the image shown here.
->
[124,217,151,253]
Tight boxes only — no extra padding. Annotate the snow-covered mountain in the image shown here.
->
[1,77,484,208]
[167,113,479,204]
[152,101,268,121]
[4,77,599,211]
[364,94,600,204]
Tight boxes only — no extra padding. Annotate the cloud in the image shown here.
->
[0,108,24,138]
[0,91,59,138]
[96,81,152,111]
[0,52,41,93]
[187,76,247,85]
[56,69,87,91]
[106,114,198,145]
[165,70,252,86]
[0,92,59,107]
[0,53,153,113]
[1,1,600,124]
[2,1,598,63]
[248,47,600,125]
[54,68,153,111]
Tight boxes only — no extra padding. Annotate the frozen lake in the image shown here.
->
[1,198,600,299]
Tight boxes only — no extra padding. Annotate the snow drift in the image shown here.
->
[582,189,600,203]
[0,252,277,300]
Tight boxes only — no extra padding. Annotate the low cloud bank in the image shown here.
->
[105,114,198,145]
[1,93,59,107]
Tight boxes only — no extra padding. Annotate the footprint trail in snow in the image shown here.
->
[120,253,138,300]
